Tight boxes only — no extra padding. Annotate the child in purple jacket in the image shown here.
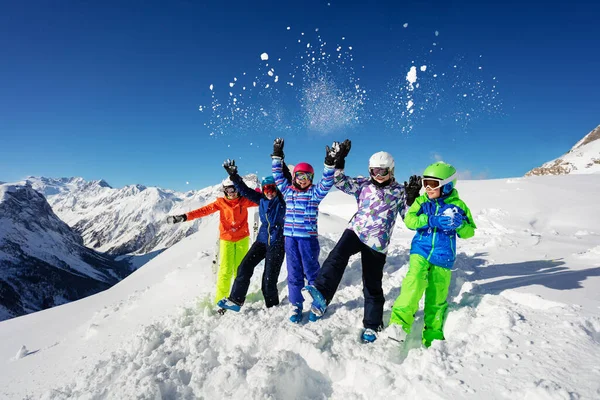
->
[303,140,421,342]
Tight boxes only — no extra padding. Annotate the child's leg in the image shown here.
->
[285,237,304,305]
[229,241,267,305]
[233,236,250,277]
[262,240,285,307]
[314,229,362,303]
[422,265,452,347]
[389,254,430,332]
[215,239,236,304]
[360,245,387,330]
[298,237,321,288]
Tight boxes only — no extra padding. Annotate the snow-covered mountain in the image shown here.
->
[1,174,599,399]
[525,124,600,176]
[0,182,132,321]
[26,175,260,257]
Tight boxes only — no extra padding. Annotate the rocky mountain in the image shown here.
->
[0,182,132,321]
[525,125,600,176]
[26,175,260,257]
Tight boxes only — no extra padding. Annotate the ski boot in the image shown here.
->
[217,298,241,314]
[302,285,327,320]
[361,328,378,343]
[289,303,303,324]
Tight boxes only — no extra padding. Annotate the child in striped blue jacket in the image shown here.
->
[271,137,338,323]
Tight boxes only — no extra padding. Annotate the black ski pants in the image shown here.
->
[314,229,387,330]
[229,239,285,308]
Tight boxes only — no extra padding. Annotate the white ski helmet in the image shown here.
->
[369,151,395,176]
[222,177,234,187]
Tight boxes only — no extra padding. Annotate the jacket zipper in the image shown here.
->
[427,200,440,261]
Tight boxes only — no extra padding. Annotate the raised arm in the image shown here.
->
[333,171,368,199]
[231,173,262,205]
[271,138,291,194]
[313,164,335,200]
[223,159,263,205]
[309,142,338,200]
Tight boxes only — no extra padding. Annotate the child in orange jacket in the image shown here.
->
[167,177,258,303]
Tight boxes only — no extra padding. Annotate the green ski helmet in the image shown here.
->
[422,161,457,195]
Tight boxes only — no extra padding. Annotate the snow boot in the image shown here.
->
[289,303,303,324]
[302,285,327,317]
[217,298,241,313]
[308,311,322,322]
[362,328,378,343]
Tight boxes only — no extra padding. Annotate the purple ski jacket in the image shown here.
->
[334,171,407,254]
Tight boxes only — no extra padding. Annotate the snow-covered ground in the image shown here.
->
[1,174,600,399]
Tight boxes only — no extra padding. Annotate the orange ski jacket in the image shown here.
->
[185,197,257,242]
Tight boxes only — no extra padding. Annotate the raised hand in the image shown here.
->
[167,214,187,224]
[334,139,351,169]
[223,159,238,176]
[404,175,422,206]
[272,137,285,159]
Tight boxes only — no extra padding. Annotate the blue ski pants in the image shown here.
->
[285,236,321,305]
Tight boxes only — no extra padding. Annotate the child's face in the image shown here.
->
[425,186,441,199]
[295,172,313,189]
[373,174,391,184]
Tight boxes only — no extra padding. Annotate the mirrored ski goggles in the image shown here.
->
[262,184,277,194]
[369,167,390,177]
[224,186,238,194]
[422,175,455,190]
[295,172,314,181]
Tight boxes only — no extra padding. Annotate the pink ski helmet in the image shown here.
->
[293,162,314,176]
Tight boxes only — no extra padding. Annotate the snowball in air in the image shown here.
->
[260,53,269,61]
[403,23,408,28]
[420,65,427,72]
[406,66,417,86]
[209,84,214,91]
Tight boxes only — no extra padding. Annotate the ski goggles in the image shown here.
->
[369,167,390,177]
[262,184,277,195]
[295,172,314,181]
[223,186,238,194]
[422,174,456,190]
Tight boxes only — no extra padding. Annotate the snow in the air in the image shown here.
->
[406,66,417,90]
[260,53,268,61]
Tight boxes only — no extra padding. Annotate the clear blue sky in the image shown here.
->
[1,0,598,191]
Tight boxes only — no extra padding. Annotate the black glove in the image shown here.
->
[324,142,339,167]
[334,139,351,169]
[404,175,422,206]
[223,159,238,176]
[167,214,187,224]
[272,138,285,159]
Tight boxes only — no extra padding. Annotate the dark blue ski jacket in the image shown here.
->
[231,174,286,246]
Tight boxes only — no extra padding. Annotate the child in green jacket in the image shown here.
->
[388,161,476,347]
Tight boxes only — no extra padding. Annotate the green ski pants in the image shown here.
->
[215,236,250,304]
[390,254,452,347]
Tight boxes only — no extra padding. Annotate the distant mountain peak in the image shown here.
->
[525,124,600,177]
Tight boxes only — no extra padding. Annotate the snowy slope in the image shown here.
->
[526,124,600,176]
[1,175,600,399]
[27,175,260,257]
[0,182,131,321]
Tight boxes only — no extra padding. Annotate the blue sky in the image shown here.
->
[1,0,598,191]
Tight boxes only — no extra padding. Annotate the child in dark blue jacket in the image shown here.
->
[217,159,287,311]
